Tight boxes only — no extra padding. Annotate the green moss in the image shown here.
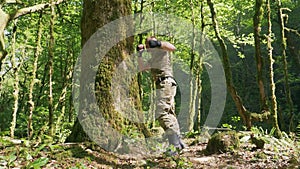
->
[205,131,240,155]
[251,136,265,149]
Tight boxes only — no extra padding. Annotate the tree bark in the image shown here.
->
[253,0,267,110]
[67,0,150,143]
[10,20,19,138]
[196,1,205,131]
[207,0,271,130]
[28,12,43,140]
[54,70,73,136]
[277,0,294,132]
[207,0,249,127]
[48,0,56,136]
[188,0,197,132]
[266,0,282,137]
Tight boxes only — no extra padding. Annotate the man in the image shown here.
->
[137,36,185,154]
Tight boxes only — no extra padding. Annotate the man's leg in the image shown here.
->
[156,78,185,151]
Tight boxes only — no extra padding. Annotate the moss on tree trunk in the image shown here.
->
[67,0,151,143]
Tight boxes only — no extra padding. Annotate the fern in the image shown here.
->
[296,123,300,142]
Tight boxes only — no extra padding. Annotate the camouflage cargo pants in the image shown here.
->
[155,77,180,136]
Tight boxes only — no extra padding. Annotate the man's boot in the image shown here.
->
[166,133,186,156]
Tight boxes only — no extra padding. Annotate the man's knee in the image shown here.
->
[157,114,179,132]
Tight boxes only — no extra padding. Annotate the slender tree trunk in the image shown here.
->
[195,73,200,130]
[188,0,197,132]
[277,0,294,132]
[54,70,73,137]
[207,0,248,127]
[150,1,157,129]
[151,1,156,35]
[253,0,268,110]
[207,0,271,129]
[68,41,77,123]
[17,45,28,120]
[134,0,151,128]
[28,12,43,139]
[36,63,48,107]
[134,0,144,109]
[54,42,74,135]
[149,82,156,128]
[266,0,282,137]
[10,21,19,138]
[48,0,56,136]
[196,0,205,132]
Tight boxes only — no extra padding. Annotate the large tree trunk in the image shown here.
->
[67,0,131,142]
[67,0,150,143]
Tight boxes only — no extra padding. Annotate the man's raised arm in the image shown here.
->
[136,44,150,71]
[148,39,176,52]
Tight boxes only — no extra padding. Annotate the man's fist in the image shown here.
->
[136,44,144,52]
[148,40,162,48]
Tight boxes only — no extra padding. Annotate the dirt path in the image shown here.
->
[0,136,299,168]
[45,139,298,168]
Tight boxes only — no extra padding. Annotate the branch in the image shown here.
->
[249,110,271,122]
[10,0,65,20]
[280,7,292,12]
[285,27,300,37]
[4,0,23,5]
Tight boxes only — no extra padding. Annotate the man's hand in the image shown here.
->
[136,44,145,52]
[148,40,162,48]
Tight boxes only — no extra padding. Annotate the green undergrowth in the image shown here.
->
[0,129,299,169]
[236,127,300,167]
[0,137,100,169]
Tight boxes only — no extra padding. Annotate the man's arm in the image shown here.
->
[148,40,176,52]
[161,41,176,52]
[137,44,150,71]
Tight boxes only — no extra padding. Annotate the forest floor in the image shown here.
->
[0,134,299,169]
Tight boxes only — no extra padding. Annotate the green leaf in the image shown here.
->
[25,153,33,161]
[33,144,47,156]
[27,157,49,169]
[240,135,251,143]
[8,154,17,163]
[21,139,31,147]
